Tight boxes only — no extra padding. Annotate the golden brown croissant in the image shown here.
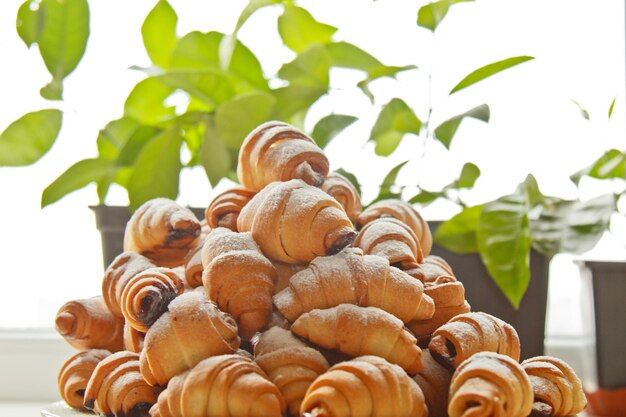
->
[84,351,162,417]
[412,350,452,417]
[205,187,256,231]
[120,267,185,332]
[55,296,124,352]
[124,198,201,267]
[272,260,307,294]
[237,121,329,191]
[123,323,145,353]
[354,217,424,271]
[356,199,432,257]
[320,172,362,221]
[201,227,277,341]
[254,327,330,416]
[140,289,241,386]
[448,352,533,417]
[408,255,456,282]
[429,312,520,370]
[183,235,207,288]
[291,304,423,375]
[273,248,434,324]
[58,349,111,409]
[521,356,587,416]
[300,355,428,417]
[237,179,355,264]
[150,354,286,417]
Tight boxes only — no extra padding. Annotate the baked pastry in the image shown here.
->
[272,260,307,294]
[448,352,533,417]
[412,350,452,417]
[120,267,185,332]
[291,304,423,375]
[254,327,330,416]
[356,199,432,257]
[84,351,162,417]
[58,349,111,409]
[521,356,587,416]
[273,248,434,324]
[205,187,256,231]
[429,311,520,369]
[150,354,285,417]
[124,198,201,267]
[320,172,362,221]
[408,255,455,282]
[140,289,241,386]
[354,217,424,271]
[123,323,145,353]
[300,355,427,417]
[55,296,124,352]
[201,227,277,340]
[237,179,355,264]
[237,121,329,191]
[183,235,207,288]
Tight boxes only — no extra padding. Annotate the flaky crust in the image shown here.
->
[320,172,362,221]
[201,228,277,341]
[291,304,423,375]
[254,327,329,416]
[205,187,256,231]
[448,352,533,417]
[140,289,241,386]
[237,180,355,264]
[273,248,434,324]
[124,198,201,267]
[237,121,329,191]
[407,255,455,282]
[412,350,452,417]
[300,355,427,417]
[58,349,111,409]
[123,324,145,353]
[183,235,207,288]
[150,354,285,417]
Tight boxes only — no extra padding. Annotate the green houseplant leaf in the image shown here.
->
[216,91,276,150]
[0,109,62,166]
[311,114,358,149]
[157,70,235,108]
[124,77,176,125]
[450,56,534,94]
[417,0,473,32]
[334,168,361,197]
[457,162,481,188]
[434,204,483,253]
[279,44,331,88]
[326,41,382,71]
[201,124,231,187]
[278,5,337,53]
[41,158,114,207]
[434,104,490,149]
[142,0,178,69]
[371,160,409,203]
[370,99,422,156]
[16,0,41,47]
[570,149,626,184]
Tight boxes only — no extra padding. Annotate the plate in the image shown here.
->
[41,402,91,417]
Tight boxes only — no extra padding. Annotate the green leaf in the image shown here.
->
[434,104,489,149]
[0,109,62,166]
[434,204,483,253]
[142,0,178,68]
[357,65,417,102]
[311,114,358,149]
[127,129,183,210]
[326,41,382,71]
[96,117,141,159]
[116,125,160,166]
[372,160,409,203]
[272,84,326,121]
[279,44,331,88]
[41,158,114,207]
[234,0,285,33]
[609,97,617,119]
[37,0,90,99]
[516,173,544,206]
[450,56,534,94]
[571,99,590,120]
[124,77,176,125]
[157,70,235,108]
[477,195,531,308]
[530,194,615,257]
[215,91,276,150]
[457,162,481,189]
[571,149,626,184]
[334,168,361,197]
[370,98,422,156]
[16,0,42,47]
[278,5,337,53]
[408,189,440,205]
[417,1,450,31]
[201,125,231,187]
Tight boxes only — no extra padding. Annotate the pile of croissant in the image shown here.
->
[55,121,588,417]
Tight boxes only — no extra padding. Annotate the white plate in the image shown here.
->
[41,402,92,417]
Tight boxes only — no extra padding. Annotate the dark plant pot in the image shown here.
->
[91,207,549,359]
[584,260,626,389]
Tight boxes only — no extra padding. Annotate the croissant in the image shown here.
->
[84,351,162,417]
[237,121,329,191]
[124,198,201,267]
[273,248,434,324]
[428,311,520,370]
[237,179,355,264]
[140,289,241,386]
[412,350,452,417]
[123,324,145,353]
[291,304,423,375]
[448,352,533,417]
[254,327,330,416]
[103,251,159,317]
[320,172,362,221]
[354,217,424,271]
[300,355,427,417]
[205,187,256,231]
[58,349,111,409]
[356,199,432,257]
[408,255,455,282]
[272,260,307,294]
[201,227,277,340]
[183,236,207,288]
[55,296,124,352]
[521,356,587,416]
[150,354,286,417]
[120,267,185,332]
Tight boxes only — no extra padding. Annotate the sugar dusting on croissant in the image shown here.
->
[205,187,256,231]
[58,349,111,410]
[320,172,362,221]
